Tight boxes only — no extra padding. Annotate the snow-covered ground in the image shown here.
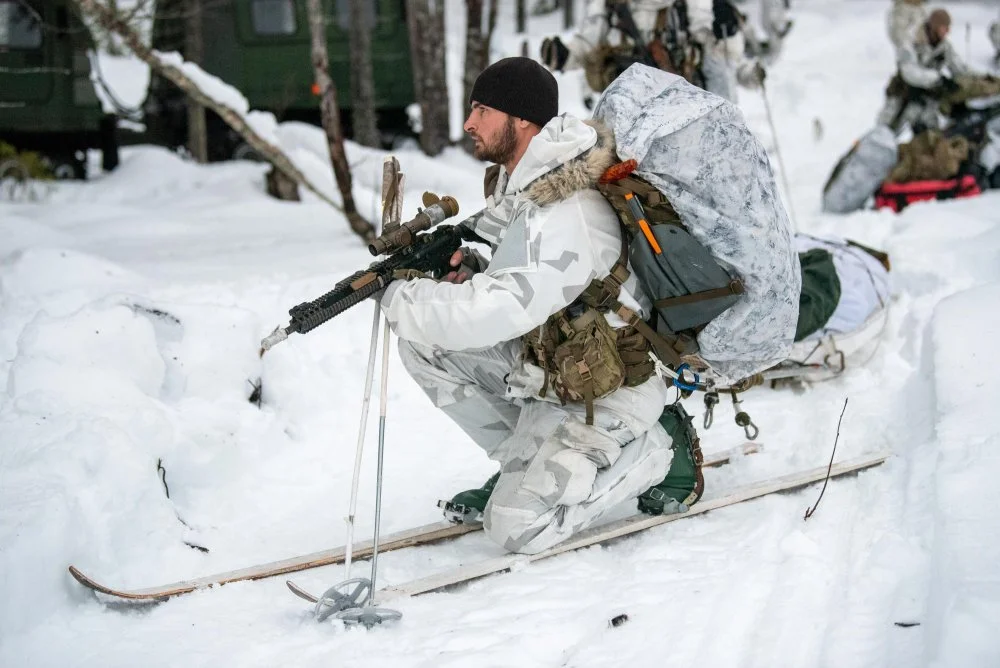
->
[2,1,1000,666]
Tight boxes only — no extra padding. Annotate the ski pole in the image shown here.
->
[343,302,381,578]
[368,317,393,601]
[761,82,798,232]
[332,318,402,628]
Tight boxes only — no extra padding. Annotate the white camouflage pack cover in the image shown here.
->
[592,64,800,383]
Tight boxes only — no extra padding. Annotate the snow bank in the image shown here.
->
[0,302,189,638]
[1,2,999,666]
[926,283,1000,667]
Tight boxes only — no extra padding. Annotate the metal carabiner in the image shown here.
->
[703,390,719,429]
[730,389,760,441]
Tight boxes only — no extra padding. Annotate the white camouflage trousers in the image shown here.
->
[877,95,940,134]
[398,338,674,555]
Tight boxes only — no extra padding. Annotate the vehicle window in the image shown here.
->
[0,1,43,49]
[251,0,297,36]
[335,0,376,32]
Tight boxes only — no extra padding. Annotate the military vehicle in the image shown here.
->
[147,0,417,160]
[0,0,118,179]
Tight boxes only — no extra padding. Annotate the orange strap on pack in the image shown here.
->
[624,192,662,254]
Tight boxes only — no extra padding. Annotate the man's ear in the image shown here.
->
[514,117,535,130]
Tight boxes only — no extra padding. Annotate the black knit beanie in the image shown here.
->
[469,57,559,128]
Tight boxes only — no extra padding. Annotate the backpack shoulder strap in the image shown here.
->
[578,218,688,369]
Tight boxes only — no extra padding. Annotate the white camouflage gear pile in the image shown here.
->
[593,64,800,384]
[794,236,891,340]
[382,115,674,554]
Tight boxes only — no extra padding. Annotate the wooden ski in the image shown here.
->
[371,451,889,600]
[68,442,760,603]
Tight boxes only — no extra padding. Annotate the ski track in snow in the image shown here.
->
[2,1,1000,666]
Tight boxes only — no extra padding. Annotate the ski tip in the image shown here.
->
[68,565,171,603]
[68,564,88,584]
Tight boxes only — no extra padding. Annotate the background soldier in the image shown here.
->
[541,0,766,104]
[877,8,999,134]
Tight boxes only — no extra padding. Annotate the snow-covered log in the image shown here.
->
[72,0,347,216]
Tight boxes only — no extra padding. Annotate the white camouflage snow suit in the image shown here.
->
[878,17,969,132]
[380,116,674,555]
[563,0,764,103]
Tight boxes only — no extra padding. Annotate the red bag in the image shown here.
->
[874,175,982,213]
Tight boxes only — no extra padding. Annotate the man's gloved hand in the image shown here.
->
[540,36,569,72]
[441,247,488,284]
[713,0,742,40]
[937,75,961,95]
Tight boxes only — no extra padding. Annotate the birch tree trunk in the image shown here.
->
[184,0,208,163]
[72,0,348,216]
[348,0,380,147]
[306,0,374,241]
[461,0,496,153]
[406,0,450,156]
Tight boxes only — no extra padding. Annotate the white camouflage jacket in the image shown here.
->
[895,21,969,90]
[381,115,648,358]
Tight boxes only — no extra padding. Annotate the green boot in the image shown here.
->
[438,471,500,524]
[637,403,705,516]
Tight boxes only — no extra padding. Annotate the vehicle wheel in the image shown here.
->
[0,157,31,200]
[47,153,86,180]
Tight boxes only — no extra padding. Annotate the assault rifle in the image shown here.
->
[259,195,479,355]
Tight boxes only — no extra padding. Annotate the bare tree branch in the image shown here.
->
[72,0,346,213]
[306,0,375,240]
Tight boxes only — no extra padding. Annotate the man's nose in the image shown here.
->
[463,113,475,134]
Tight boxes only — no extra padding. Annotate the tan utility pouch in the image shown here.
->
[582,43,620,93]
[525,308,626,425]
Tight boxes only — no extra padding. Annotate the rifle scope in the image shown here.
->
[369,196,460,256]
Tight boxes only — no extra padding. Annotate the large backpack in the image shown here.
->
[590,64,800,384]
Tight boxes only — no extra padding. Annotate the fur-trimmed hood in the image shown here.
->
[501,116,618,207]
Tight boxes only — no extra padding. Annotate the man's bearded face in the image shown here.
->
[471,116,518,165]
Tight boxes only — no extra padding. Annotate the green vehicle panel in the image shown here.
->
[149,0,416,157]
[0,0,113,177]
